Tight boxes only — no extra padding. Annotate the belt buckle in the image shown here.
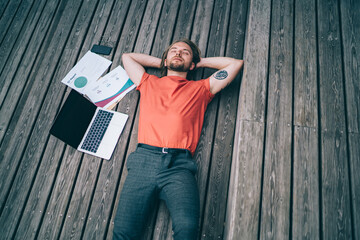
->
[162,147,168,154]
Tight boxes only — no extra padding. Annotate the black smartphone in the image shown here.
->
[91,45,112,55]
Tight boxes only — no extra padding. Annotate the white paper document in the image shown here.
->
[86,66,135,109]
[61,51,112,94]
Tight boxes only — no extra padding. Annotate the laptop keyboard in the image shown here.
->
[81,109,114,153]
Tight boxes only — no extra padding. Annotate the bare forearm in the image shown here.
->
[122,53,161,69]
[121,53,161,86]
[197,57,243,70]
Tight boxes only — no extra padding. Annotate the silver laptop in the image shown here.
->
[50,90,128,160]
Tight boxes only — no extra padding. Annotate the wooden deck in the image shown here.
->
[0,0,359,239]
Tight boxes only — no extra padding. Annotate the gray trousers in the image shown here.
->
[113,144,200,240]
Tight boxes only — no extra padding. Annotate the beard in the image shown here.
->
[167,59,191,72]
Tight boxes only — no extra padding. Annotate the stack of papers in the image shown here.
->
[61,51,135,109]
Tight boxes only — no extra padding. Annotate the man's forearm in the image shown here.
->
[196,57,243,70]
[122,53,161,69]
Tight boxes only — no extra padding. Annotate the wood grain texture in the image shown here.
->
[292,0,320,238]
[225,120,265,240]
[0,0,45,85]
[293,0,318,128]
[0,0,25,44]
[237,0,271,123]
[37,149,83,240]
[340,0,360,134]
[0,0,12,19]
[321,130,352,239]
[260,0,294,239]
[317,0,353,238]
[348,133,360,240]
[292,127,320,239]
[224,0,271,238]
[0,0,60,114]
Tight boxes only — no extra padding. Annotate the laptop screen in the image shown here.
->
[50,90,97,149]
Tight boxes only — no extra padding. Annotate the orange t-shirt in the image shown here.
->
[136,72,214,154]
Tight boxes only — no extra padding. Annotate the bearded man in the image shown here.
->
[113,39,243,240]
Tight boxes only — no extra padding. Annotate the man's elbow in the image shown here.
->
[236,59,244,69]
[121,53,130,62]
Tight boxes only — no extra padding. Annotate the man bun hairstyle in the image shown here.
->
[160,38,201,78]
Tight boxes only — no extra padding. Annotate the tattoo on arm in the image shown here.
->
[213,70,228,80]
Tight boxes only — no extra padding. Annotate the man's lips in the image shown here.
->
[172,57,183,61]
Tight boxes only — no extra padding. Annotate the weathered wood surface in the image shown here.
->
[292,0,320,239]
[340,0,360,239]
[318,0,353,239]
[224,0,270,239]
[260,0,294,238]
[1,0,359,239]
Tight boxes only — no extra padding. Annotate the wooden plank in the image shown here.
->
[321,131,352,239]
[348,133,360,239]
[0,0,50,109]
[236,0,270,123]
[0,0,81,216]
[293,0,318,128]
[0,0,103,238]
[292,0,320,238]
[292,127,320,239]
[224,120,265,240]
[0,0,23,43]
[224,0,271,238]
[317,0,353,238]
[340,1,360,238]
[340,0,360,134]
[259,0,294,239]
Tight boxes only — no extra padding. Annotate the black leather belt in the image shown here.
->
[137,143,189,154]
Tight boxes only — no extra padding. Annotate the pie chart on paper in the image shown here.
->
[74,76,88,88]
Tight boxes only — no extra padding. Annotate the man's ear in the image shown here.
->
[190,62,195,71]
[164,59,167,67]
